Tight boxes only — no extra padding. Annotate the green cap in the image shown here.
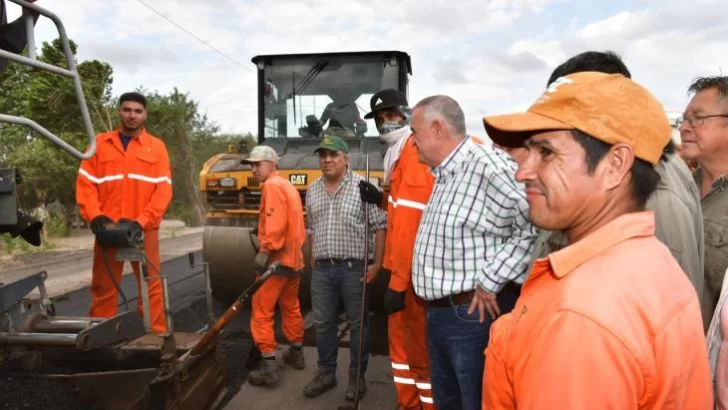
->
[314,134,349,154]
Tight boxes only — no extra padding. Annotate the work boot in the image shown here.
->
[303,369,337,397]
[282,346,305,370]
[248,358,280,386]
[345,376,366,401]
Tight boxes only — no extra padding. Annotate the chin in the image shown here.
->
[680,150,699,161]
[528,210,558,231]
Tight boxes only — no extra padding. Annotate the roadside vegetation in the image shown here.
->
[0,37,256,254]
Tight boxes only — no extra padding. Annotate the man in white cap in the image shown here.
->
[244,145,307,386]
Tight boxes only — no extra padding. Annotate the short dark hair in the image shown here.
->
[571,129,660,209]
[547,51,631,87]
[687,76,728,99]
[119,92,147,108]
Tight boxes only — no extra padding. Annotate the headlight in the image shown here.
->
[207,180,218,187]
[219,177,236,187]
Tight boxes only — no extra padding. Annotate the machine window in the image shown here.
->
[262,55,400,139]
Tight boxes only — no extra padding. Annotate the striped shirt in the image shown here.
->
[306,170,387,260]
[412,136,538,300]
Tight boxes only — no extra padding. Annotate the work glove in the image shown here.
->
[118,218,143,232]
[118,218,144,244]
[90,215,114,235]
[359,180,383,205]
[384,289,406,314]
[254,251,269,272]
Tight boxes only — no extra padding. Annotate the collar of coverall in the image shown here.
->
[105,128,152,146]
[543,211,656,279]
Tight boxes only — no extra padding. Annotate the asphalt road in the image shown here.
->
[0,231,204,298]
[1,231,393,409]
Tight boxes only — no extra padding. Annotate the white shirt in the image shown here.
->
[412,136,538,300]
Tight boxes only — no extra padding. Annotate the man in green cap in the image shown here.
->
[303,133,388,402]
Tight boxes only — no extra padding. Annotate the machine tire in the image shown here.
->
[203,224,387,312]
[203,225,314,310]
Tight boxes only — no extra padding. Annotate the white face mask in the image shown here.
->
[380,124,411,146]
[377,121,407,135]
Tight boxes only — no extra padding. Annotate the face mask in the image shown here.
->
[377,121,407,135]
[375,106,411,135]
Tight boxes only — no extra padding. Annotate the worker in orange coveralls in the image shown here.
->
[359,89,436,409]
[245,145,307,386]
[76,92,172,334]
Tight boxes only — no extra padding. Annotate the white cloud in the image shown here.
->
[3,0,726,142]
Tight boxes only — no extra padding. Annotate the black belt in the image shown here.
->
[315,258,371,266]
[426,282,521,307]
[427,290,475,307]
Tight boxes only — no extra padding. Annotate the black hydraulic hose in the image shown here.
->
[101,247,130,311]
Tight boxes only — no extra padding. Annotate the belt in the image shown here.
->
[315,258,369,266]
[426,282,521,308]
[426,290,476,307]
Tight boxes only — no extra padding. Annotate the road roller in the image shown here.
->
[199,51,413,310]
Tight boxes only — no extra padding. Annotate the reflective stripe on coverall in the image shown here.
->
[384,137,436,409]
[251,171,306,354]
[76,129,173,333]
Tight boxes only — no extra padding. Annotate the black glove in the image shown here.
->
[118,217,142,229]
[359,180,383,205]
[384,289,406,314]
[90,215,113,234]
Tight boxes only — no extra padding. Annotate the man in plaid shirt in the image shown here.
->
[303,134,387,402]
[410,95,538,410]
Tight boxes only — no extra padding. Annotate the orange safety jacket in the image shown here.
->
[76,129,173,230]
[382,136,435,292]
[258,171,306,271]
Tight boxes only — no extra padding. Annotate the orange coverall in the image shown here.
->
[483,212,712,410]
[383,137,436,409]
[251,171,306,354]
[76,129,172,333]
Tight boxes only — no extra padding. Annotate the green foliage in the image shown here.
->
[0,38,115,214]
[44,211,70,237]
[0,36,256,234]
[1,234,17,255]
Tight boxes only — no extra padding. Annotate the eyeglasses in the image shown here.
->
[675,114,728,128]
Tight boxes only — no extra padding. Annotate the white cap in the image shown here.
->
[245,145,279,163]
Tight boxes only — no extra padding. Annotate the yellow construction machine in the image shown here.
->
[199,51,412,307]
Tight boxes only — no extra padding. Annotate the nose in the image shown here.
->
[514,151,536,183]
[678,120,691,137]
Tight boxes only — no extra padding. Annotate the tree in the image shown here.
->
[141,88,220,226]
[0,38,114,228]
[0,37,258,231]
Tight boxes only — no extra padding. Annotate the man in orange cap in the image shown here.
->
[244,145,306,387]
[481,72,712,409]
[76,92,172,334]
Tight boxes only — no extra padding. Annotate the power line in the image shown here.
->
[134,0,252,72]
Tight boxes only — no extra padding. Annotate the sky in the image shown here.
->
[5,0,728,138]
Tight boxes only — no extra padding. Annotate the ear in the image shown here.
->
[432,118,446,140]
[598,143,634,191]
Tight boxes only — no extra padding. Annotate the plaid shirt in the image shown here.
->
[412,136,538,300]
[306,170,387,260]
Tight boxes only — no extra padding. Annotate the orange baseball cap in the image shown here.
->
[482,72,672,165]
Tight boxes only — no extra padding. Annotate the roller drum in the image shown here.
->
[203,224,390,311]
[203,225,313,309]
